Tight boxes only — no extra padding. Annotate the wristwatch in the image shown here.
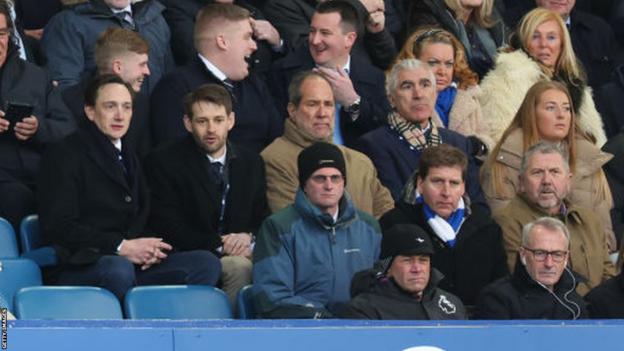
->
[344,97,361,120]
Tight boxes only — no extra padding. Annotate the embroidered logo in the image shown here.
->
[344,248,361,254]
[438,295,456,314]
[416,237,425,243]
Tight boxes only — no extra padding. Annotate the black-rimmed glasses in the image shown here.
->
[522,247,568,262]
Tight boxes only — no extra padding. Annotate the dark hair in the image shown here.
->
[418,144,468,181]
[183,83,233,119]
[288,70,332,106]
[84,74,135,107]
[94,28,149,72]
[315,0,359,33]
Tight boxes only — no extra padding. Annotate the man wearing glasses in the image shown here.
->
[493,142,615,296]
[252,142,382,318]
[474,217,589,319]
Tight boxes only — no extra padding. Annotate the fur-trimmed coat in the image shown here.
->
[478,50,607,146]
[431,85,494,151]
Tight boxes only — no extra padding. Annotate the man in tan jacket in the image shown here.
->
[261,70,393,218]
[493,142,615,295]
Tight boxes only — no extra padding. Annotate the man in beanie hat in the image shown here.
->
[253,141,382,318]
[341,223,466,320]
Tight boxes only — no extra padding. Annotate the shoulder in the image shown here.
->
[261,137,297,165]
[354,209,381,233]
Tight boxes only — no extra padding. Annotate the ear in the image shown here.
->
[227,111,235,131]
[518,248,527,266]
[416,175,424,193]
[84,105,95,122]
[517,174,525,194]
[216,33,228,51]
[287,102,296,120]
[344,31,357,49]
[111,58,123,75]
[183,115,192,133]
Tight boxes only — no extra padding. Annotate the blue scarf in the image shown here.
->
[435,86,458,128]
[416,192,465,248]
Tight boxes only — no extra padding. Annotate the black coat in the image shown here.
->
[159,0,285,76]
[144,136,270,252]
[341,266,466,320]
[596,64,624,138]
[602,130,624,245]
[380,201,507,305]
[150,56,283,152]
[0,51,76,185]
[474,261,589,320]
[62,74,153,159]
[262,0,397,69]
[585,272,624,318]
[38,124,149,266]
[269,45,391,147]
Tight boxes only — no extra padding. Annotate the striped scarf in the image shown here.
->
[388,112,441,151]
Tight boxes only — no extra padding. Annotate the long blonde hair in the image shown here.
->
[483,81,581,197]
[395,28,479,89]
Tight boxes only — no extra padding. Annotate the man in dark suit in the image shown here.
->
[62,28,153,159]
[38,75,221,301]
[145,83,269,308]
[150,3,282,152]
[270,0,390,148]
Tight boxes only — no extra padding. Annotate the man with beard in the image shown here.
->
[145,84,269,309]
[493,141,615,295]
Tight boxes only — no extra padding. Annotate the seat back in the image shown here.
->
[236,284,256,319]
[0,258,42,310]
[15,286,123,319]
[0,217,18,258]
[19,215,57,267]
[124,285,233,319]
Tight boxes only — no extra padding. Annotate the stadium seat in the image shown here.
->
[0,258,42,310]
[124,285,233,319]
[19,215,57,267]
[14,286,123,320]
[236,284,256,319]
[0,217,18,258]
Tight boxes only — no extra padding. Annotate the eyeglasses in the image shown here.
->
[522,247,568,262]
[310,174,344,184]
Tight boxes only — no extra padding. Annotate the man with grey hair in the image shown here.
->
[261,70,393,218]
[494,141,615,296]
[474,217,589,319]
[354,58,487,210]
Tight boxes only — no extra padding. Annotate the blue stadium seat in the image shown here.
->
[14,286,123,320]
[0,258,42,310]
[124,285,233,319]
[0,217,18,258]
[19,215,57,267]
[236,284,256,319]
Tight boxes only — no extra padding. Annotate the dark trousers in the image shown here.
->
[55,250,222,301]
[0,179,35,232]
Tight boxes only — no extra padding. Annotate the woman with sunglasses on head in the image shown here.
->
[395,27,493,157]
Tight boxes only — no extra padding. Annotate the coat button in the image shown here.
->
[124,195,132,203]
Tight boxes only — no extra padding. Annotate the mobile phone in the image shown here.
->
[4,101,34,130]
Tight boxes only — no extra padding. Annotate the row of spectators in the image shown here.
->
[1,0,624,320]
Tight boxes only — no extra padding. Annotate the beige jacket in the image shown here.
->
[478,50,607,147]
[261,118,394,218]
[432,85,494,151]
[494,195,615,296]
[481,129,616,250]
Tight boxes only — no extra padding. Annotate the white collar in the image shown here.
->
[112,139,122,152]
[206,146,227,164]
[198,53,228,82]
[111,5,132,15]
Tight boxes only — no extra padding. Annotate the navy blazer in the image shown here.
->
[144,136,270,252]
[355,124,487,208]
[150,56,283,153]
[269,45,391,147]
[38,124,149,266]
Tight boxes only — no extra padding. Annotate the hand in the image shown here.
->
[221,233,252,257]
[250,19,281,47]
[118,238,172,270]
[24,28,44,41]
[359,0,385,33]
[314,66,359,106]
[14,115,38,140]
[0,111,8,134]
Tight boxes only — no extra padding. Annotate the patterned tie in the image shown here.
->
[209,161,224,188]
[115,11,135,30]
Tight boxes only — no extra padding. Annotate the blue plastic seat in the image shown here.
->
[15,286,123,320]
[0,217,18,258]
[0,258,42,310]
[236,284,256,319]
[124,285,233,319]
[19,215,57,267]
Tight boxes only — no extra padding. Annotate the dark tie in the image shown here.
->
[209,161,224,188]
[222,79,237,104]
[115,11,135,30]
[116,149,128,175]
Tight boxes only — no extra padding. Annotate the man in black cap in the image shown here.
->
[252,141,382,318]
[341,223,466,320]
